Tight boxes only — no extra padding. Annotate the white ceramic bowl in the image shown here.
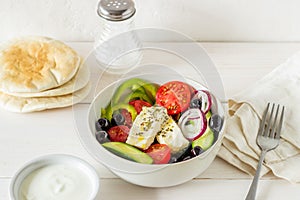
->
[81,74,225,187]
[10,154,100,200]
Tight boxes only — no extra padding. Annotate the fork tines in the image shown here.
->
[259,103,285,138]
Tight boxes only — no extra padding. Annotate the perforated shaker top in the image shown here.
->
[97,0,136,21]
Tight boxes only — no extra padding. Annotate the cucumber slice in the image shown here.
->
[191,127,214,151]
[102,142,153,164]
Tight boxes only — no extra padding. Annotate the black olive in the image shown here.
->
[111,113,125,126]
[95,131,110,144]
[176,145,192,162]
[209,114,223,133]
[96,118,110,131]
[190,98,202,109]
[190,146,204,157]
[169,156,178,163]
[182,156,192,161]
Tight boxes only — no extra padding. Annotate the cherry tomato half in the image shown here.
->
[107,125,130,142]
[129,100,152,114]
[145,144,171,164]
[156,81,191,115]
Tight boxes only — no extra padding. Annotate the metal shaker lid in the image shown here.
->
[97,0,136,21]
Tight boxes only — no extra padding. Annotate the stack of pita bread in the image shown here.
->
[0,36,90,113]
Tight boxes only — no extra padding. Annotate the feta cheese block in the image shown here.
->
[126,106,169,150]
[156,116,190,153]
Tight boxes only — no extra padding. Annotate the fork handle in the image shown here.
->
[245,149,267,200]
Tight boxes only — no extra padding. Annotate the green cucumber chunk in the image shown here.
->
[192,127,214,151]
[102,142,153,164]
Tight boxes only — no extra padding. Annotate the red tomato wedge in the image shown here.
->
[129,100,152,114]
[107,125,130,142]
[156,81,191,115]
[145,144,171,164]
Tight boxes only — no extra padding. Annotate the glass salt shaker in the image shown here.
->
[94,0,142,73]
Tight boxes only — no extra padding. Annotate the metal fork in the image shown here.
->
[245,103,285,200]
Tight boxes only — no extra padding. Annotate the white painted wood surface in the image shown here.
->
[1,42,300,200]
[1,0,300,42]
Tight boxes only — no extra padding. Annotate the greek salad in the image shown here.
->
[95,78,223,164]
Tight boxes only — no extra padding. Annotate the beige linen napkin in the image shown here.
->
[217,51,300,183]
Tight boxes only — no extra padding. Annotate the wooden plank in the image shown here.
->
[0,179,9,200]
[2,42,300,199]
[201,42,300,97]
[2,178,300,200]
[97,179,300,200]
[69,42,300,99]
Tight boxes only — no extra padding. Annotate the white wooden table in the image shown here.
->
[1,42,300,200]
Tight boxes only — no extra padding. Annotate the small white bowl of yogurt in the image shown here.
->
[10,154,99,200]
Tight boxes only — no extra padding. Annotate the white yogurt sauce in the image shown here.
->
[19,164,94,200]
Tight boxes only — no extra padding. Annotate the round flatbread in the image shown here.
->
[0,82,91,113]
[0,36,81,93]
[7,62,90,97]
